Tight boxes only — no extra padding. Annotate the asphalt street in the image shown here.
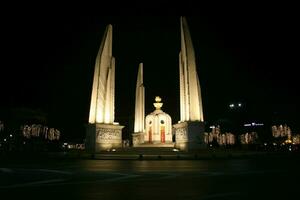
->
[1,156,299,200]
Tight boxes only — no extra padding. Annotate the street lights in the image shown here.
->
[228,102,245,136]
[229,103,242,109]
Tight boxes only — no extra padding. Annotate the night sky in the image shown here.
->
[1,3,299,140]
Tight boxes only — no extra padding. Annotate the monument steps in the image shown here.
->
[92,147,182,159]
[99,147,179,155]
[131,147,175,152]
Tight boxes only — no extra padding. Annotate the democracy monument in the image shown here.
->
[85,17,206,152]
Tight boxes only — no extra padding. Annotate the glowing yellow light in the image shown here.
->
[153,96,163,110]
[285,139,292,144]
[104,112,111,124]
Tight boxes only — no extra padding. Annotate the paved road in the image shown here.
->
[1,156,299,200]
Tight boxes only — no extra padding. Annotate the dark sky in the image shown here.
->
[1,3,299,140]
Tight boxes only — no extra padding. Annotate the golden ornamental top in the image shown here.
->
[153,96,163,110]
[155,96,161,102]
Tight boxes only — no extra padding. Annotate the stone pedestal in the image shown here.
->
[173,121,206,151]
[132,132,144,147]
[85,123,124,152]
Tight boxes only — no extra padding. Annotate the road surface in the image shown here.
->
[1,155,299,200]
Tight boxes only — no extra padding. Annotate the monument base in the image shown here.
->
[132,132,144,147]
[134,142,175,148]
[173,121,206,151]
[85,123,124,153]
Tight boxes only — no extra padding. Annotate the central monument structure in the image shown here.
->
[173,17,206,151]
[85,17,205,152]
[132,63,173,147]
[85,25,124,152]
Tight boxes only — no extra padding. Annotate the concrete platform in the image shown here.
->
[134,143,175,148]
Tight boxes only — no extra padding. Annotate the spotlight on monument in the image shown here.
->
[132,63,145,147]
[173,17,206,151]
[85,24,124,153]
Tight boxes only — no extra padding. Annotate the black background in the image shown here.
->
[1,2,299,140]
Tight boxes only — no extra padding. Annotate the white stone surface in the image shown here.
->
[132,132,144,146]
[179,17,204,122]
[86,24,124,152]
[134,63,145,134]
[173,121,206,151]
[86,123,124,151]
[89,24,115,124]
[144,97,172,144]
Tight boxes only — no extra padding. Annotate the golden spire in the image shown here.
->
[153,96,163,110]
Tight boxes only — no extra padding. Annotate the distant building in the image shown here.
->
[204,125,235,146]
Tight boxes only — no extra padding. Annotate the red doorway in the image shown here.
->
[148,127,152,143]
[160,126,165,143]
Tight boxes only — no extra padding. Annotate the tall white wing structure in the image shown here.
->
[179,17,204,122]
[89,24,115,124]
[134,63,145,133]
